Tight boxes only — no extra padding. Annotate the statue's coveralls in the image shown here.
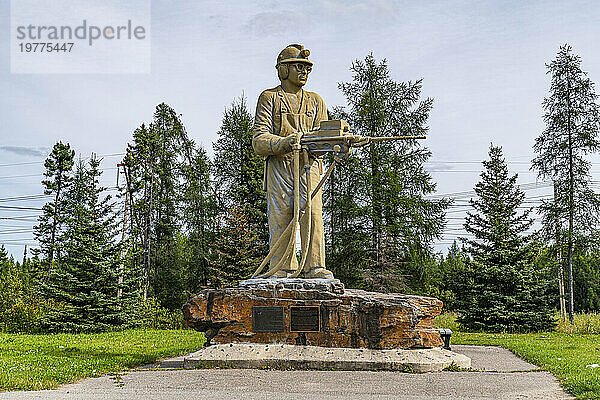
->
[253,86,327,274]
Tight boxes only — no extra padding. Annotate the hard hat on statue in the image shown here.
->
[276,44,313,66]
[276,44,313,81]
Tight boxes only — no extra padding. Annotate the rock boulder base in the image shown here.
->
[182,280,443,349]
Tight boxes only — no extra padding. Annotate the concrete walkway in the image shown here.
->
[0,345,574,400]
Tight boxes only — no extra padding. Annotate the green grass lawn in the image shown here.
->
[453,332,600,399]
[434,313,600,400]
[0,329,206,391]
[3,321,599,399]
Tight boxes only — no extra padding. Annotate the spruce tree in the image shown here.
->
[461,144,554,332]
[213,96,268,248]
[150,104,186,309]
[437,241,470,311]
[0,245,9,270]
[327,54,449,292]
[122,123,155,301]
[210,204,261,288]
[324,154,368,287]
[33,141,75,277]
[41,156,122,332]
[124,104,184,307]
[123,103,217,308]
[179,145,218,291]
[532,44,600,324]
[463,145,533,263]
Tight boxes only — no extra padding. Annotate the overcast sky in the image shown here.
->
[1,0,600,258]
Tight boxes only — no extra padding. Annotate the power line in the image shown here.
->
[0,194,51,203]
[0,173,49,180]
[426,181,554,200]
[0,216,40,221]
[0,229,33,235]
[0,152,125,168]
[0,205,43,211]
[0,223,35,228]
[0,167,118,181]
[428,170,539,173]
[0,189,118,204]
[0,160,46,168]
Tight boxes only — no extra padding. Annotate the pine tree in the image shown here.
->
[0,245,9,270]
[327,54,449,292]
[179,146,218,291]
[0,250,36,333]
[572,248,600,312]
[437,241,470,311]
[460,144,554,332]
[210,204,261,288]
[122,123,155,301]
[123,103,215,308]
[124,104,182,306]
[213,96,268,248]
[33,141,75,276]
[150,104,186,309]
[463,145,533,263]
[324,154,369,287]
[41,156,123,332]
[532,44,600,324]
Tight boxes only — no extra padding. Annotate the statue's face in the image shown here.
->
[286,62,311,87]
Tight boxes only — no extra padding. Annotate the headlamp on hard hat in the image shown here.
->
[276,44,313,66]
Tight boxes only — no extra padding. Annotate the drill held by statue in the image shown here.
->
[299,119,426,158]
[251,119,426,279]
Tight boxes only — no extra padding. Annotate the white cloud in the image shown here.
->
[0,146,49,158]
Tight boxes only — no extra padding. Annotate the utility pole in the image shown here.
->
[120,148,161,301]
[554,182,567,322]
[122,160,144,300]
[117,164,128,299]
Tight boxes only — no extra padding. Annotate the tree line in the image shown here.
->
[1,45,600,333]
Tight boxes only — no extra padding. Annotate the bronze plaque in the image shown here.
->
[252,306,284,332]
[290,306,320,332]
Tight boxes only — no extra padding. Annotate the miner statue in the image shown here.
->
[251,44,333,279]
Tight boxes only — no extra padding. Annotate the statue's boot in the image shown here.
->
[273,269,294,278]
[305,267,334,279]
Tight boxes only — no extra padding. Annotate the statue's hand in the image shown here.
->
[283,134,298,152]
